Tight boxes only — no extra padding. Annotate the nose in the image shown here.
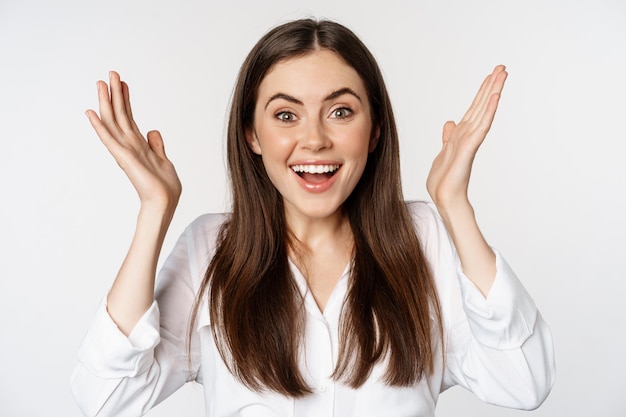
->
[301,118,331,152]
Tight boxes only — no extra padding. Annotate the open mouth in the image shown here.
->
[290,164,341,184]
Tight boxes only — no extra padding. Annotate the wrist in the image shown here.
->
[434,196,474,222]
[139,197,178,219]
[137,204,176,238]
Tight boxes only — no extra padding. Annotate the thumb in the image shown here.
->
[442,121,456,144]
[147,130,167,159]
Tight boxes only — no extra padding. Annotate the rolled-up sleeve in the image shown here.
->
[71,214,223,417]
[408,201,555,410]
[448,253,556,409]
[458,251,538,350]
[77,298,161,378]
[71,299,165,416]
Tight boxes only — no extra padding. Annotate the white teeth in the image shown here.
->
[290,164,340,174]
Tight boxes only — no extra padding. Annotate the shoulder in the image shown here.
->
[405,200,447,243]
[185,213,229,241]
[405,200,438,223]
[182,213,230,261]
[405,200,457,277]
[162,213,230,280]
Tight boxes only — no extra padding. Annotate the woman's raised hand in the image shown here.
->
[425,66,507,295]
[86,71,182,214]
[426,65,508,211]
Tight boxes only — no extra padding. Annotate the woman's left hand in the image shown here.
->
[427,65,508,211]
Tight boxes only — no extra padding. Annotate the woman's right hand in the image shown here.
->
[86,71,182,214]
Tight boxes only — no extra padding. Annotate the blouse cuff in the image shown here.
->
[76,295,161,378]
[458,250,538,350]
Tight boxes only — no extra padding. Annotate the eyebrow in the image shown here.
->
[264,87,362,110]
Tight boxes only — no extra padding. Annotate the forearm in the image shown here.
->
[437,199,496,297]
[107,206,175,335]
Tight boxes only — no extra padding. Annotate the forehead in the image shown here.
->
[257,49,368,101]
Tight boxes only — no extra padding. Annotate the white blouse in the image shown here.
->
[71,201,555,417]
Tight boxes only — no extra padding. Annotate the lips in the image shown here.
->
[289,163,342,192]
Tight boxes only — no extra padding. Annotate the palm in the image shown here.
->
[427,66,507,210]
[86,72,181,212]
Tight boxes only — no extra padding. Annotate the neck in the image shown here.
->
[285,207,352,255]
[284,205,354,313]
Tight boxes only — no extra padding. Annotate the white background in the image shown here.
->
[1,0,625,416]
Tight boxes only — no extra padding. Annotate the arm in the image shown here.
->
[71,72,189,416]
[426,65,507,297]
[85,71,182,334]
[409,202,555,410]
[421,67,555,407]
[71,221,205,417]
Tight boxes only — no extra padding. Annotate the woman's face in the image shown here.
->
[246,49,378,224]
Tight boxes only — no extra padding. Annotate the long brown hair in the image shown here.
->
[189,18,443,396]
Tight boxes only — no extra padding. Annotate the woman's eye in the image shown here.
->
[331,108,353,119]
[276,112,296,122]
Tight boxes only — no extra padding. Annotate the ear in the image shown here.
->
[368,125,381,153]
[245,128,262,155]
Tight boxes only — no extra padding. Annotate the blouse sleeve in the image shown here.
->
[408,201,556,410]
[70,214,223,417]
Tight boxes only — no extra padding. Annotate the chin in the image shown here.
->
[285,198,346,222]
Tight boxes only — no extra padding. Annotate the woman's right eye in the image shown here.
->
[276,111,297,122]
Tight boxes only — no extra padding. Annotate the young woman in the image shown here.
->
[72,19,555,416]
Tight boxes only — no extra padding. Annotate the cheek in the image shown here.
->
[343,125,375,158]
[255,126,296,158]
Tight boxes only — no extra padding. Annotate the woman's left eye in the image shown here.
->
[331,108,353,119]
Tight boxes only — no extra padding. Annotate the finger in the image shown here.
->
[475,68,506,129]
[109,71,134,132]
[462,74,492,122]
[471,66,506,120]
[464,66,507,122]
[121,81,134,119]
[147,130,167,160]
[442,121,456,144]
[477,92,502,134]
[85,109,125,157]
[122,81,144,139]
[96,80,121,135]
[488,67,508,98]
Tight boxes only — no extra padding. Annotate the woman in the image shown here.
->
[72,18,555,416]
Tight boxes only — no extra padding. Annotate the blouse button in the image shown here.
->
[319,384,327,393]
